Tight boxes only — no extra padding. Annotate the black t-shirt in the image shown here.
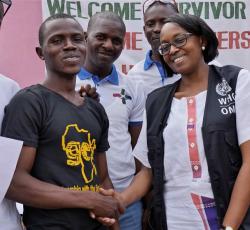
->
[2,84,109,230]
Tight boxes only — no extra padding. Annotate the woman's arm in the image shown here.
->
[120,165,152,207]
[223,140,250,229]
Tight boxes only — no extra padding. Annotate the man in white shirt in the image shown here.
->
[127,1,180,97]
[0,1,23,229]
[127,1,221,97]
[76,11,145,230]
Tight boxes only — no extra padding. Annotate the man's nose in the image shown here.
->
[64,38,77,49]
[102,38,113,49]
[153,22,162,33]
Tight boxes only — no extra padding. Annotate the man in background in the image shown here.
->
[0,0,23,229]
[76,11,145,230]
[128,0,221,97]
[128,0,180,96]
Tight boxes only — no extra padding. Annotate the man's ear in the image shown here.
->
[35,47,45,60]
[122,37,126,49]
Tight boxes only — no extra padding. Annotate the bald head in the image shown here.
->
[87,11,126,35]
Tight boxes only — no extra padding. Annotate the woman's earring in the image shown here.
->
[202,46,205,51]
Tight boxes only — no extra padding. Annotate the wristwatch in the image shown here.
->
[222,226,233,230]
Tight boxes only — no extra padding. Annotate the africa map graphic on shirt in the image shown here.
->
[62,124,97,184]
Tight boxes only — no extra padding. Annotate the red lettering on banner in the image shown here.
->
[228,31,240,49]
[125,33,131,50]
[132,32,143,50]
[124,32,143,50]
[216,31,250,49]
[217,31,228,49]
[122,64,134,74]
[241,31,250,49]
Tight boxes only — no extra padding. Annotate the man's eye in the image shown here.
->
[51,38,62,44]
[113,39,122,45]
[73,36,84,42]
[96,35,104,40]
[145,21,155,27]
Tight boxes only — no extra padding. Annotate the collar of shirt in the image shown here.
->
[78,65,119,86]
[144,50,168,84]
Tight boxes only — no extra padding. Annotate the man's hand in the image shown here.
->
[99,188,126,208]
[90,188,125,226]
[78,84,99,101]
[89,191,123,220]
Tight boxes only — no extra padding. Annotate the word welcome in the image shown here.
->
[47,0,141,20]
[47,0,247,20]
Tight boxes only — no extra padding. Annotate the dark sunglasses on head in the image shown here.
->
[142,0,177,14]
[1,0,12,17]
[158,33,193,56]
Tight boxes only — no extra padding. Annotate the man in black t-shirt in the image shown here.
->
[1,13,123,230]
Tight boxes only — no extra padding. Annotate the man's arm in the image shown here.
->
[129,124,142,173]
[95,152,114,190]
[128,125,142,150]
[6,146,121,219]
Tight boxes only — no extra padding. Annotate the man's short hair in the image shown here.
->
[38,13,82,46]
[87,11,126,35]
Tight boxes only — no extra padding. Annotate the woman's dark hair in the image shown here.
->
[165,14,219,64]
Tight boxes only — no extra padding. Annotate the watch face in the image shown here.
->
[225,227,233,230]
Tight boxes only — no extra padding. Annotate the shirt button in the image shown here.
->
[189,118,194,123]
[188,99,193,104]
[193,165,199,171]
[190,143,195,148]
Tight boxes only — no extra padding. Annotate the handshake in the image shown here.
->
[88,188,127,227]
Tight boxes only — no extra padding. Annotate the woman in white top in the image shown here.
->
[104,14,250,230]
